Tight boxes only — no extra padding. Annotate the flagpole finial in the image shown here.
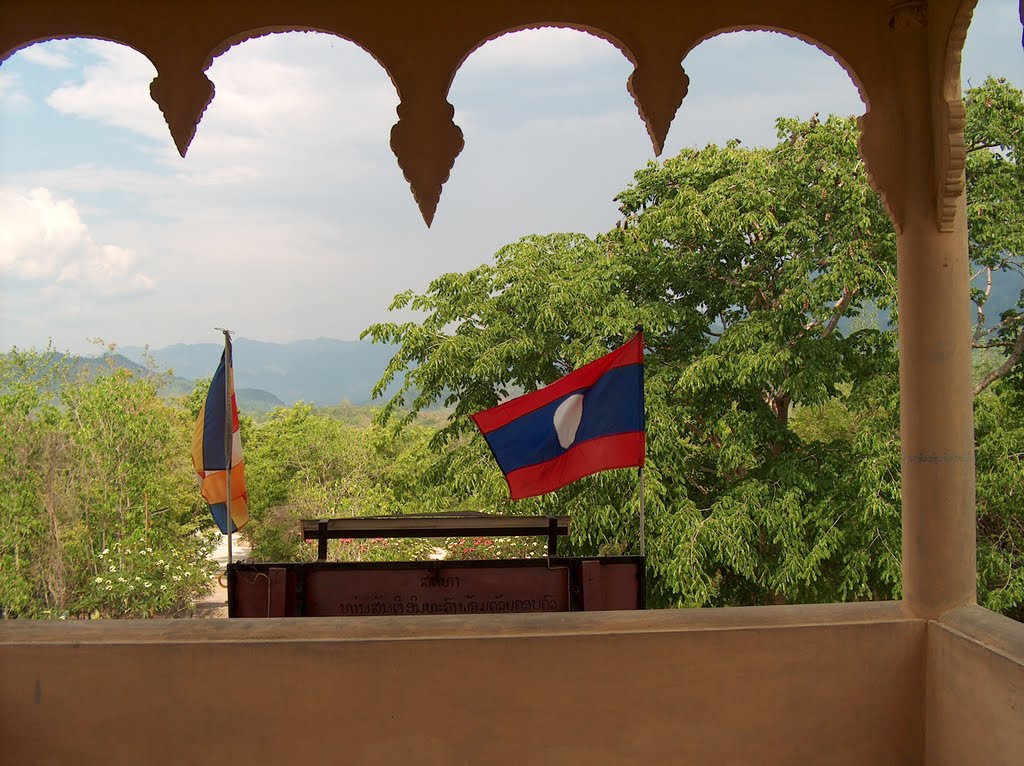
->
[634,324,644,334]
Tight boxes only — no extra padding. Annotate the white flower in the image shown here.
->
[117,577,126,583]
[59,615,67,620]
[160,584,166,590]
[105,585,113,591]
[172,575,181,582]
[156,559,164,566]
[108,565,116,572]
[139,549,147,556]
[101,548,109,555]
[184,571,191,577]
[95,576,104,583]
[146,547,152,553]
[144,582,151,588]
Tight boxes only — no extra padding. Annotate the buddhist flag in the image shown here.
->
[471,332,645,500]
[191,346,248,533]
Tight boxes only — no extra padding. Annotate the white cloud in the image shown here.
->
[177,164,263,187]
[666,31,864,149]
[464,27,627,71]
[40,35,401,186]
[46,41,165,141]
[26,165,169,195]
[18,41,76,70]
[192,36,398,163]
[693,29,794,52]
[0,70,30,108]
[962,1,1024,87]
[0,70,16,98]
[0,187,155,294]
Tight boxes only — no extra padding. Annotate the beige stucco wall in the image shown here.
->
[926,606,1024,766]
[1,602,923,765]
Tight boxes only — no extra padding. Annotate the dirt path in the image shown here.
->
[194,535,250,618]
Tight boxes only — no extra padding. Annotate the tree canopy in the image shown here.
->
[367,77,1024,616]
[0,347,216,617]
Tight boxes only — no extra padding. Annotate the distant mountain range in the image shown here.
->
[118,337,402,409]
[24,270,1024,415]
[57,352,285,412]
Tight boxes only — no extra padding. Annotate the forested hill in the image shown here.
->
[120,337,400,406]
[6,351,286,414]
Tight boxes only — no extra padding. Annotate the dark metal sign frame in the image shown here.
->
[228,557,646,617]
[229,513,644,618]
[301,514,571,559]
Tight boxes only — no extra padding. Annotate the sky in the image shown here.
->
[1,1,1022,356]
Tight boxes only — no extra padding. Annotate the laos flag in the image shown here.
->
[471,332,645,500]
[191,347,249,533]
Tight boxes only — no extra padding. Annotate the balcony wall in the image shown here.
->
[926,605,1024,766]
[1,602,924,765]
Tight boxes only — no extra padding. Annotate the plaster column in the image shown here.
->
[898,203,976,617]
[890,3,976,617]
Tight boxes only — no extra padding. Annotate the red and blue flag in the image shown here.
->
[472,332,645,500]
[191,349,249,533]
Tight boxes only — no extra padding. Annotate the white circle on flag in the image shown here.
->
[553,393,584,448]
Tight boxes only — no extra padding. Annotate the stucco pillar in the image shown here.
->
[898,204,976,617]
[891,4,976,618]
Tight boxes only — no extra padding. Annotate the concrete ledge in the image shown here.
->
[927,605,1024,766]
[936,603,1024,664]
[0,599,915,645]
[2,601,925,765]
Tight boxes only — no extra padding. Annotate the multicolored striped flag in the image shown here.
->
[191,343,249,533]
[471,332,645,500]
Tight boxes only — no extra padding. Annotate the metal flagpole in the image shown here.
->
[218,328,234,567]
[638,466,646,558]
[635,324,646,559]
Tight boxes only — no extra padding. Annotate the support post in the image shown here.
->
[318,520,328,562]
[635,323,647,560]
[889,5,976,617]
[898,206,976,616]
[638,466,646,558]
[222,329,234,568]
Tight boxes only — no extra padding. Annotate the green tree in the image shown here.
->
[965,77,1024,393]
[365,80,1024,616]
[0,347,216,618]
[793,77,1024,618]
[958,76,1024,616]
[0,347,73,615]
[241,403,479,562]
[973,386,1024,620]
[367,114,900,607]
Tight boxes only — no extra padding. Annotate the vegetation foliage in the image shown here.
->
[366,77,1024,617]
[0,348,217,618]
[3,78,1023,619]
